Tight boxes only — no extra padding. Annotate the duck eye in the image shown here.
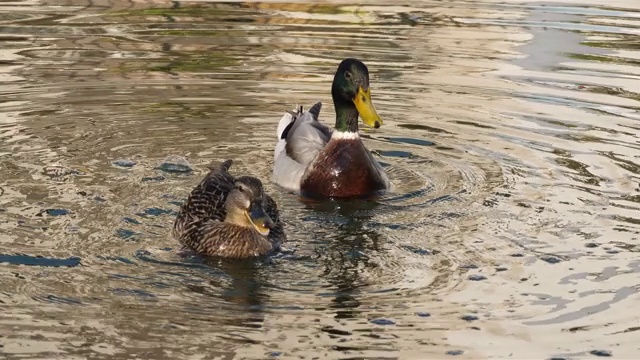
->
[344,71,352,80]
[235,184,245,192]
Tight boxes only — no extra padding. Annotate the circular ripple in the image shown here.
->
[146,131,505,310]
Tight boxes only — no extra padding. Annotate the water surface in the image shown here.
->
[1,0,639,359]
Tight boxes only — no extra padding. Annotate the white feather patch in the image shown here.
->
[271,151,306,192]
[274,111,295,162]
[276,111,295,139]
[331,131,360,140]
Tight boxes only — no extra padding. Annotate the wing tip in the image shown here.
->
[308,101,322,120]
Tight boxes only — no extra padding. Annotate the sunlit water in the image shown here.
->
[1,0,639,358]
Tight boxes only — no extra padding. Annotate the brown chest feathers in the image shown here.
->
[300,138,387,198]
[179,220,274,258]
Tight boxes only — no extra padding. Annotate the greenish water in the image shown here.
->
[0,1,639,359]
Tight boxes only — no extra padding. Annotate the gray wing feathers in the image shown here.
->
[273,101,332,192]
[271,150,309,192]
[285,118,332,165]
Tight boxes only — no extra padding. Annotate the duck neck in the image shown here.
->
[334,101,359,133]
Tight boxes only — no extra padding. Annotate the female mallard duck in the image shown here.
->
[272,58,390,199]
[172,160,285,258]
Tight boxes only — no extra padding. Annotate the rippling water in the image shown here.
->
[1,0,639,358]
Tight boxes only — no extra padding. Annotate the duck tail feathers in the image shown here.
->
[276,102,323,140]
[276,106,297,140]
[207,159,233,173]
[308,101,322,121]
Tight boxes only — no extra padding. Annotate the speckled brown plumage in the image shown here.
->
[178,219,274,258]
[300,139,387,198]
[172,160,285,258]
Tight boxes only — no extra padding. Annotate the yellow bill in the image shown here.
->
[353,86,382,129]
[245,202,274,236]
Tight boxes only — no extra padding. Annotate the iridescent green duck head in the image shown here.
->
[331,58,383,132]
[225,176,274,236]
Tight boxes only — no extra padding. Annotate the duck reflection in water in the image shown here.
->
[178,195,386,329]
[184,257,271,331]
[305,198,385,320]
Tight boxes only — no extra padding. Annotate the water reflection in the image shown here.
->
[314,204,383,320]
[185,258,271,330]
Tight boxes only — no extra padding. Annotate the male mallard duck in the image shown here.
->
[172,160,285,258]
[272,58,390,199]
